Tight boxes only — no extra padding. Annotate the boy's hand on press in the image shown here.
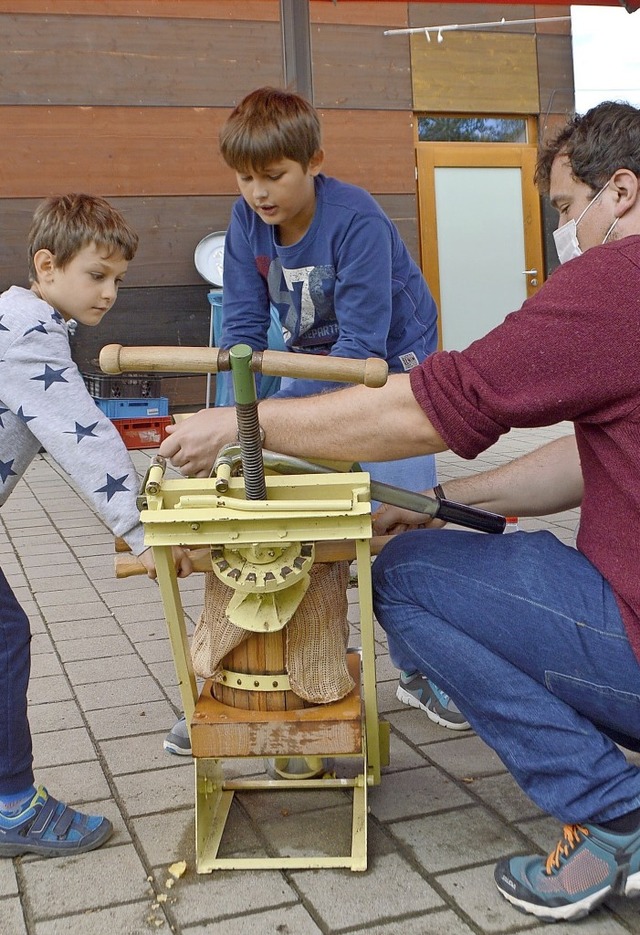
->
[158,407,238,477]
[137,546,194,579]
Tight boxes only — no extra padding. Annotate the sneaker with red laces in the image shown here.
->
[495,821,640,922]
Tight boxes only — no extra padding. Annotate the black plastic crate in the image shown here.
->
[81,371,161,399]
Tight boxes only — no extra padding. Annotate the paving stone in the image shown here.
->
[27,674,73,705]
[164,868,299,928]
[29,699,84,734]
[435,862,538,932]
[389,805,527,873]
[32,759,112,805]
[64,652,150,685]
[83,699,178,740]
[32,726,98,770]
[383,730,432,773]
[30,653,65,679]
[33,899,154,935]
[56,634,133,662]
[471,772,543,822]
[99,730,187,775]
[291,852,443,930]
[103,589,165,611]
[74,675,165,711]
[422,734,506,778]
[182,904,323,935]
[42,601,112,623]
[35,586,101,608]
[113,602,171,624]
[0,897,28,935]
[147,659,180,688]
[113,766,193,817]
[20,844,150,920]
[369,765,473,822]
[117,619,170,644]
[132,798,268,870]
[47,617,123,642]
[362,909,478,935]
[0,860,18,897]
[386,706,470,746]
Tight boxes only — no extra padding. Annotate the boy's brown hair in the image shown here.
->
[27,193,139,282]
[219,87,322,173]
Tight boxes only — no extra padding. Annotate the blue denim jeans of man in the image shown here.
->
[0,566,34,795]
[372,529,640,824]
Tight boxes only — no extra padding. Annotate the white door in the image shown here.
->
[417,143,544,350]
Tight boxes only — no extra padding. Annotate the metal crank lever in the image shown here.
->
[232,451,506,535]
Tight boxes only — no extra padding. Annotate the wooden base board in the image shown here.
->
[191,653,363,758]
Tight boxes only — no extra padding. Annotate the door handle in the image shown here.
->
[522,269,538,275]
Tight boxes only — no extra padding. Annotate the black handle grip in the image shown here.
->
[369,482,505,534]
[434,497,506,534]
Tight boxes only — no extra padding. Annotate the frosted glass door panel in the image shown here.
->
[435,167,527,350]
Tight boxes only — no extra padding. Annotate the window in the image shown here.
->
[418,116,528,143]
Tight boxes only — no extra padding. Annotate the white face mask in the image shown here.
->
[553,180,618,265]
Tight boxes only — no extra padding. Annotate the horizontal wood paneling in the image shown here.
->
[0,192,419,293]
[0,107,234,198]
[409,3,536,31]
[0,107,415,197]
[411,32,539,113]
[0,15,282,107]
[70,284,213,373]
[0,1,279,20]
[0,196,238,291]
[312,23,412,109]
[375,194,420,261]
[321,111,416,192]
[537,34,574,115]
[310,1,408,27]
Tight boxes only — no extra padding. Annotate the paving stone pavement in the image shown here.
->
[2,422,640,934]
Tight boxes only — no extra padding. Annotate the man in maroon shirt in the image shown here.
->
[160,101,640,922]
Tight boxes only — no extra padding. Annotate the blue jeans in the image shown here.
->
[372,529,640,824]
[0,566,34,795]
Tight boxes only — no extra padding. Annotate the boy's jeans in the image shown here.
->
[0,566,34,795]
[373,529,640,824]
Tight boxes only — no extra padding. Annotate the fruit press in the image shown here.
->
[101,341,504,873]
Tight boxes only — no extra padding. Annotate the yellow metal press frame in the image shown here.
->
[142,470,389,872]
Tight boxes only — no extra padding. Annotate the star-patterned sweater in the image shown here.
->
[0,286,145,554]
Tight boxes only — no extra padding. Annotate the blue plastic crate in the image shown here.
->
[93,396,169,419]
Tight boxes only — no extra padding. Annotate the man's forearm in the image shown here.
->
[438,434,582,516]
[257,373,447,463]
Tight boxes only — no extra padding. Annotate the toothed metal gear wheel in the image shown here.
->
[210,541,315,593]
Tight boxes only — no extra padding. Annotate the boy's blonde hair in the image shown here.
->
[219,87,322,173]
[27,193,139,282]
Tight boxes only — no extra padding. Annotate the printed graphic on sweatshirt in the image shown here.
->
[267,259,338,347]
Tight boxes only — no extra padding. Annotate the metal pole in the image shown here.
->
[280,0,314,101]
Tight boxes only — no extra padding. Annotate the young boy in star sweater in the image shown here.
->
[0,193,191,859]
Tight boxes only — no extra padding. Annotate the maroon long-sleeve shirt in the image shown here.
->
[410,235,640,660]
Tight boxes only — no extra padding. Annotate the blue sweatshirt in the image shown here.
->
[220,174,438,397]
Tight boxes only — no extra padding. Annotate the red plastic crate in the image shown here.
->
[112,416,172,449]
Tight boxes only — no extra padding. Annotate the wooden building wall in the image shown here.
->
[0,0,572,406]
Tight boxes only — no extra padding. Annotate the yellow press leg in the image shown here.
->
[355,537,386,783]
[152,546,198,726]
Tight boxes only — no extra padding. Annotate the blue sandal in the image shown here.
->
[0,786,112,857]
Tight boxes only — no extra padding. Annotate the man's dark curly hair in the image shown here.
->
[535,101,640,195]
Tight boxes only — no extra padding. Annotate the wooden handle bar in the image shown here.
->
[99,344,388,388]
[116,536,395,578]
